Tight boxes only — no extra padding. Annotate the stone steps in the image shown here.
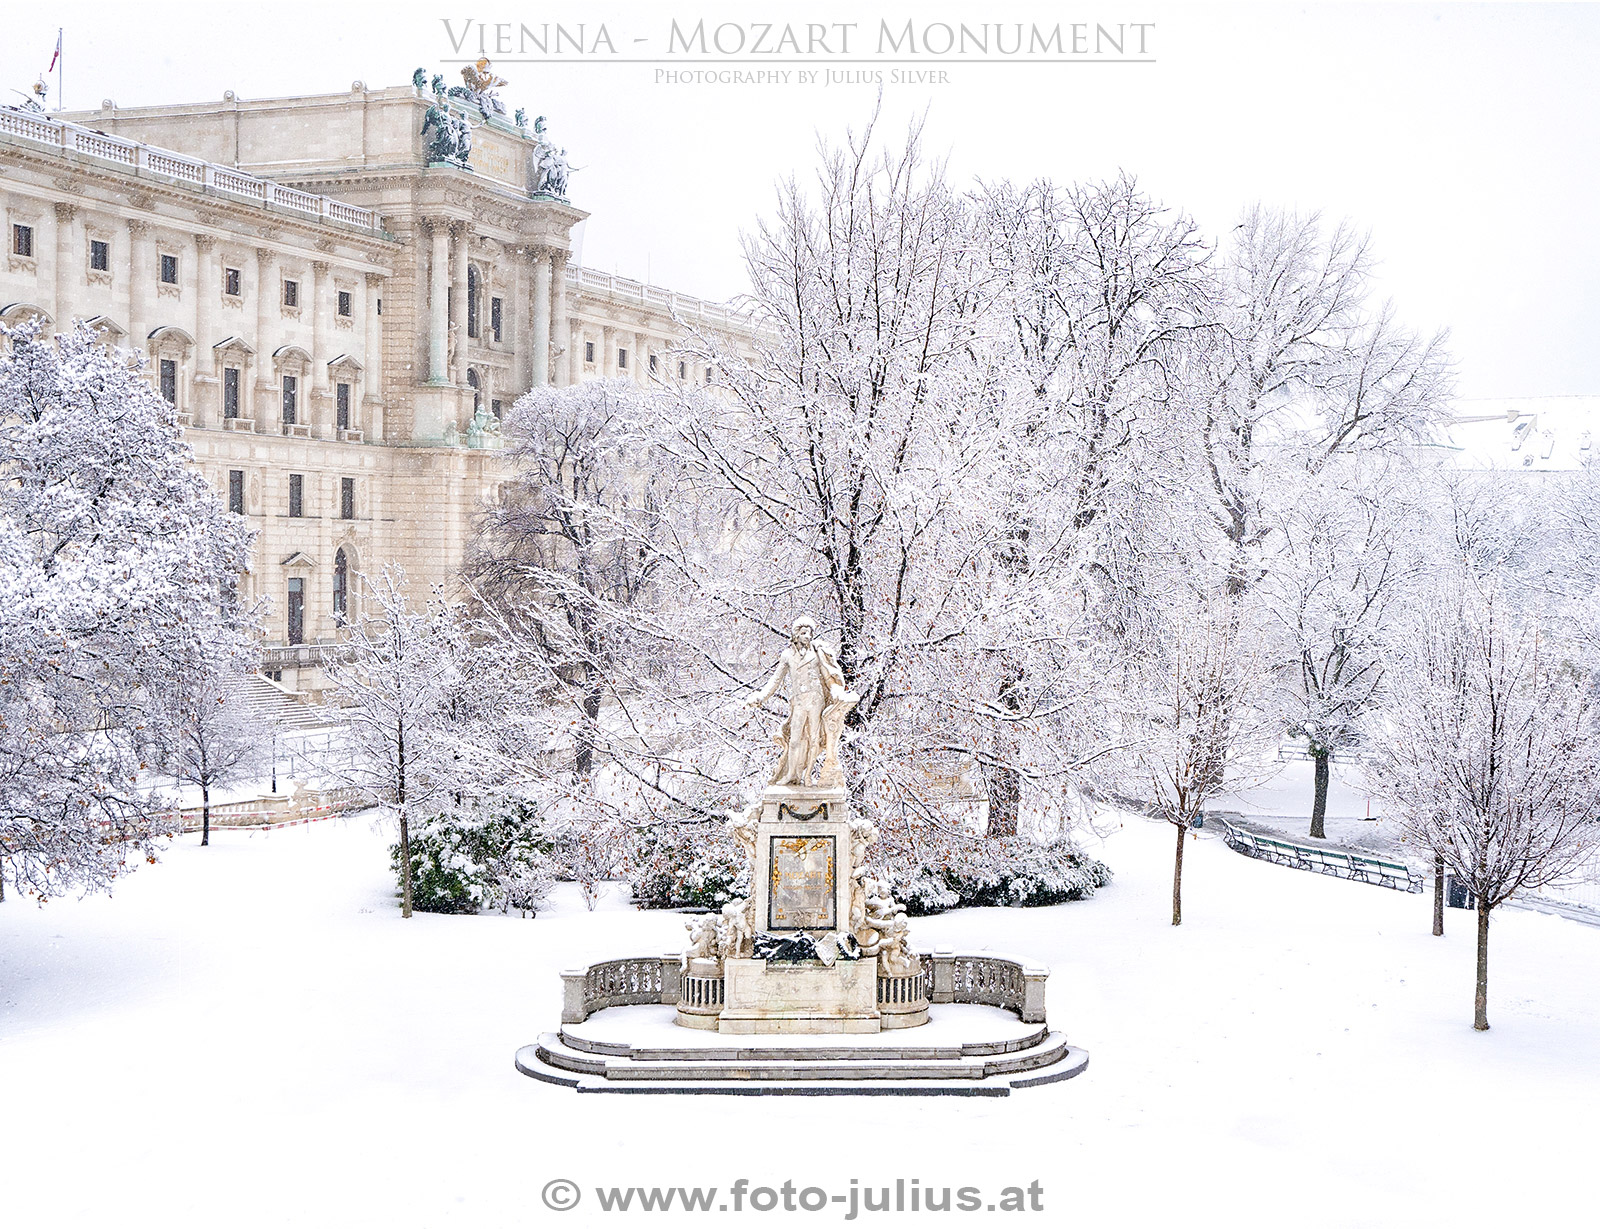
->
[515,1027,1089,1096]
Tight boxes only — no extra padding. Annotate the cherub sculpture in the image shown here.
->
[683,914,720,965]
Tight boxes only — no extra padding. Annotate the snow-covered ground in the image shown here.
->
[2,812,1596,1228]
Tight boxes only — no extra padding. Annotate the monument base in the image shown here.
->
[717,957,882,1034]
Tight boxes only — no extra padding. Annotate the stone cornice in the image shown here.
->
[0,138,398,265]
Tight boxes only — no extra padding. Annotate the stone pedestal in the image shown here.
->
[718,958,881,1034]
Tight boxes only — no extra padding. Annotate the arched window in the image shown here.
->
[466,368,481,416]
[332,548,349,624]
[466,266,480,338]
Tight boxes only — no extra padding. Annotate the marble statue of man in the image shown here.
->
[743,616,847,786]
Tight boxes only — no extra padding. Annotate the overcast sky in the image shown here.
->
[5,2,1596,402]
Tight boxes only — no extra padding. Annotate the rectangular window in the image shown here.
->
[337,289,352,317]
[228,470,245,516]
[282,279,299,307]
[617,348,628,371]
[89,239,110,271]
[286,577,305,645]
[490,296,502,342]
[288,473,304,518]
[223,367,240,418]
[491,399,502,420]
[11,224,33,257]
[376,297,382,316]
[159,253,178,284]
[678,360,686,379]
[649,353,658,374]
[281,375,298,425]
[224,266,242,297]
[340,477,355,521]
[159,358,177,406]
[584,340,595,364]
[336,382,351,430]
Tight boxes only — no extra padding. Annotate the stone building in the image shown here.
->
[0,79,752,692]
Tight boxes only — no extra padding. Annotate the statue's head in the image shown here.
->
[791,615,816,648]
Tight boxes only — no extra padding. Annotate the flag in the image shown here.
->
[49,31,62,72]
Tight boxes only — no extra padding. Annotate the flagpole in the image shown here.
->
[57,29,63,112]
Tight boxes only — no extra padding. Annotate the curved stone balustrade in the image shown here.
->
[560,950,1047,1027]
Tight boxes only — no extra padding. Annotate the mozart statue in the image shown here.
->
[742,616,858,788]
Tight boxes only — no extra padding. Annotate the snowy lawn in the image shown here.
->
[2,812,1595,1228]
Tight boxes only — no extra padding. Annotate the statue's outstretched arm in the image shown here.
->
[745,656,788,708]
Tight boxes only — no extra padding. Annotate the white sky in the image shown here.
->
[4,1,1596,401]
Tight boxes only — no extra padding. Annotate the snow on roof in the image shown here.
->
[1442,396,1600,472]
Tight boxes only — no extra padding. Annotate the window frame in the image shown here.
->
[12,224,33,258]
[286,577,305,645]
[228,469,245,516]
[158,358,178,406]
[88,238,110,272]
[281,374,299,425]
[340,477,355,521]
[222,366,241,419]
[288,473,304,518]
[282,278,300,308]
[158,252,179,285]
[336,289,352,318]
[223,266,242,297]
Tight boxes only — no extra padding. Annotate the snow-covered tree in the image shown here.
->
[323,568,465,918]
[0,321,252,901]
[1134,591,1272,925]
[1369,578,1600,1030]
[973,174,1211,829]
[148,661,266,846]
[470,379,666,782]
[1261,458,1427,837]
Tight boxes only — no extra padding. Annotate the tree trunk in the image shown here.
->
[398,806,413,919]
[201,781,211,847]
[397,726,412,919]
[1432,854,1445,937]
[1171,823,1186,926]
[575,680,602,779]
[1473,900,1490,1031]
[987,662,1024,838]
[0,860,6,903]
[1308,746,1330,840]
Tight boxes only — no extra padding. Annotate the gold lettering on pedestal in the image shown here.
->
[768,835,836,931]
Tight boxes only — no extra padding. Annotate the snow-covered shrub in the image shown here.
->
[885,837,1113,916]
[389,803,555,916]
[628,819,750,910]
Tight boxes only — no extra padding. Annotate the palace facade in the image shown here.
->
[0,79,752,693]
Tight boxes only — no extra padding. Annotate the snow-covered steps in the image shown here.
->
[514,1003,1089,1095]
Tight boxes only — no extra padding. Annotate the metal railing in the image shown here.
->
[1213,814,1424,893]
[0,105,385,235]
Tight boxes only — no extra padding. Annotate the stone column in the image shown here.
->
[428,222,449,384]
[601,325,615,379]
[451,224,470,385]
[193,234,217,377]
[513,252,530,392]
[364,271,384,441]
[126,220,150,349]
[551,253,570,385]
[53,203,77,330]
[254,247,276,427]
[633,330,647,386]
[530,251,552,388]
[568,320,582,387]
